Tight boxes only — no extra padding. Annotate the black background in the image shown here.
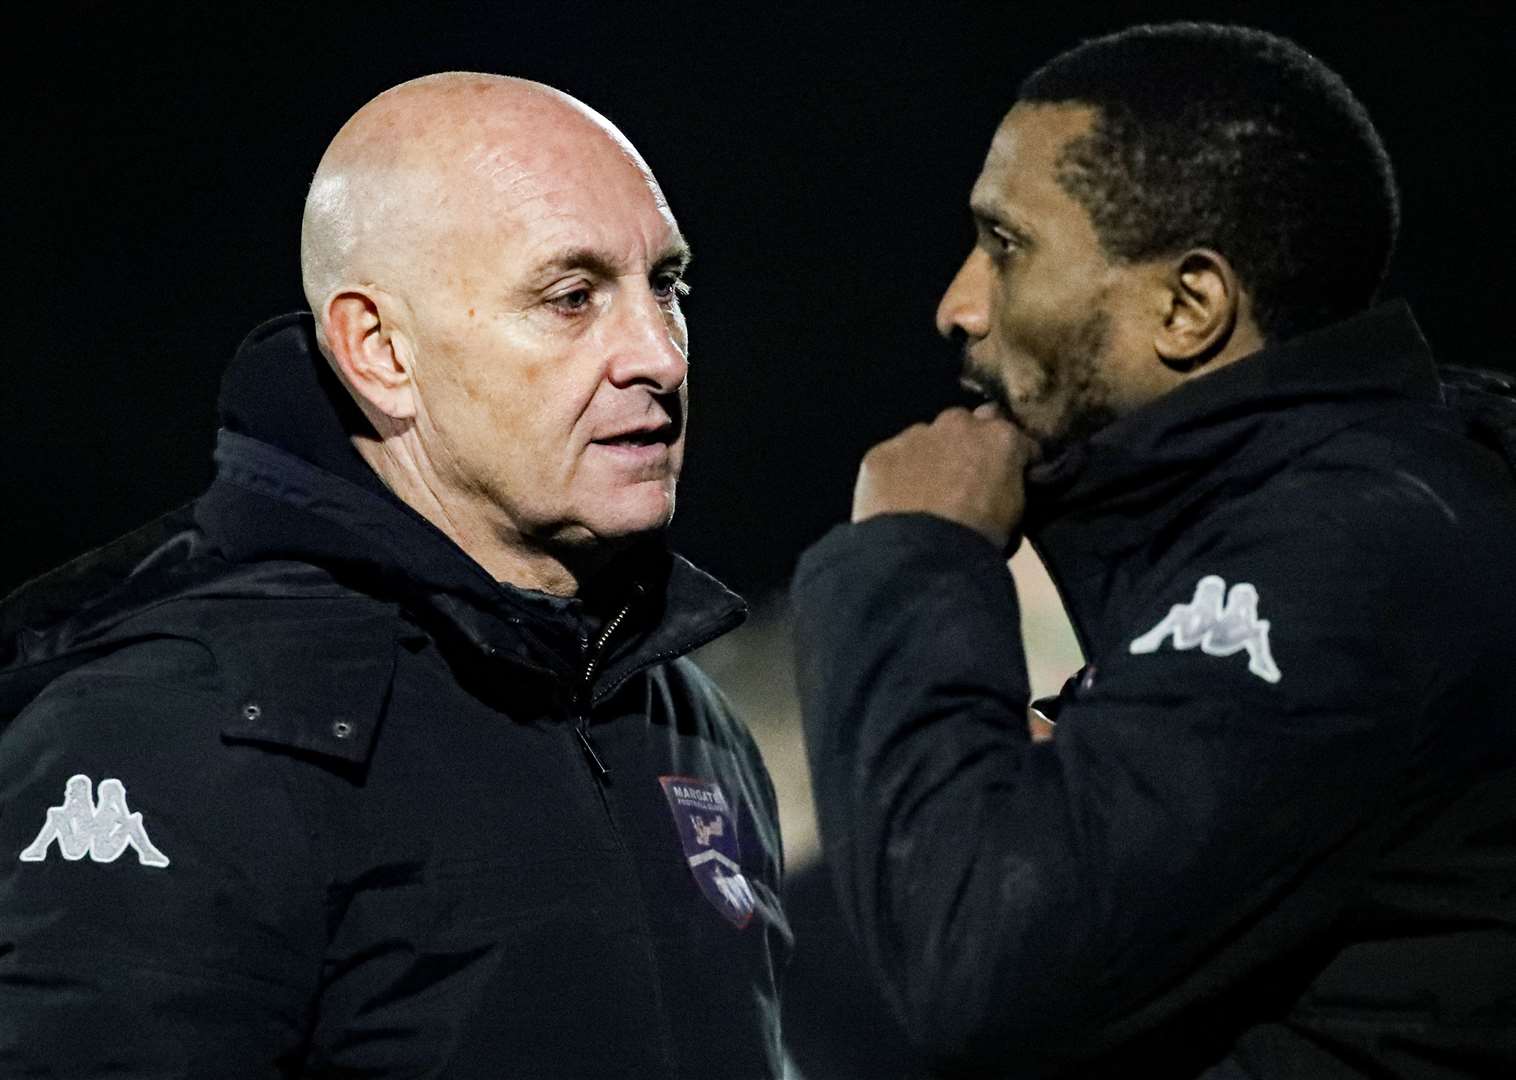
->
[7,0,1511,597]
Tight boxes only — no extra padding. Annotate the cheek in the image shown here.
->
[453,358,554,432]
[515,356,544,389]
[422,336,556,466]
[989,268,1047,346]
[991,293,1064,387]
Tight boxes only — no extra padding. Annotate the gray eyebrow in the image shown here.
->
[531,237,692,281]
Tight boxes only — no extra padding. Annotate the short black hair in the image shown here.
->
[1019,22,1399,341]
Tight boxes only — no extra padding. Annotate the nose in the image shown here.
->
[935,249,992,342]
[605,285,689,395]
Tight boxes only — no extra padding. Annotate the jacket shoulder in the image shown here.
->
[1123,400,1515,715]
[131,568,402,765]
[659,655,755,748]
[3,555,402,767]
[1256,401,1516,578]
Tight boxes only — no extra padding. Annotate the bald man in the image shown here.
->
[0,74,790,1077]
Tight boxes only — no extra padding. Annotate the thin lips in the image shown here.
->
[592,420,677,445]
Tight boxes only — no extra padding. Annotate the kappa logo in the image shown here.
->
[18,774,170,868]
[1129,575,1282,684]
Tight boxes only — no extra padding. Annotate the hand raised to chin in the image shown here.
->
[852,404,1038,550]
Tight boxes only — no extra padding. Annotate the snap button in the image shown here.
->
[1079,665,1098,691]
[331,720,354,740]
[242,703,261,721]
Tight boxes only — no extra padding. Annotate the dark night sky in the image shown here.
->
[7,1,1511,598]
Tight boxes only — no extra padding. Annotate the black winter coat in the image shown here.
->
[792,303,1516,1078]
[0,315,790,1077]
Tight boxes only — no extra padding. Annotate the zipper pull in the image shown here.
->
[576,724,610,780]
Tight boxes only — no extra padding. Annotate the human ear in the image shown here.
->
[322,290,418,421]
[1154,249,1240,372]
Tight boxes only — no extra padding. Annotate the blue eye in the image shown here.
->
[552,288,592,312]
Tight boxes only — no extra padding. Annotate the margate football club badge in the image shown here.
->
[659,776,756,928]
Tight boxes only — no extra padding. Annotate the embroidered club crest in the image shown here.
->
[659,776,756,928]
[1129,574,1282,684]
[18,774,170,868]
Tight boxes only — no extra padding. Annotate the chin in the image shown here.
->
[577,485,678,545]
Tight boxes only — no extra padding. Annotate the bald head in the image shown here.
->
[297,72,690,594]
[300,72,665,339]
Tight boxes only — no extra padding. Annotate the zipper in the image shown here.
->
[579,591,638,692]
[574,726,609,778]
[568,583,674,1074]
[571,584,643,781]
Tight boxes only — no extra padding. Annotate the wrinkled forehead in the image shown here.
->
[444,119,679,265]
[460,127,669,215]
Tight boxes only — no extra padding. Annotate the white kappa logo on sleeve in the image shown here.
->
[17,774,170,867]
[1129,575,1282,684]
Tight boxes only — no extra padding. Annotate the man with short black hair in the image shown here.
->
[794,23,1516,1078]
[1019,23,1399,345]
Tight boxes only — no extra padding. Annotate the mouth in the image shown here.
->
[958,373,1013,422]
[589,418,681,469]
[591,422,677,450]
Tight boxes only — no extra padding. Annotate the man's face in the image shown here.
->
[405,133,691,554]
[937,104,1165,454]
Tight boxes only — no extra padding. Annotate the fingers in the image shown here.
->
[851,405,1033,544]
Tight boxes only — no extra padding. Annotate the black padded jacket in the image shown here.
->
[793,303,1516,1078]
[0,314,791,1078]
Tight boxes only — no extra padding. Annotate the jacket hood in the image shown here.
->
[218,311,387,495]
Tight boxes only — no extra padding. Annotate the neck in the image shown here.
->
[352,433,605,597]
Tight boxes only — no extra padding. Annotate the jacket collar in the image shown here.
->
[1025,301,1439,539]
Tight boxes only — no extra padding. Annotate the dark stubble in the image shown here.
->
[963,306,1118,462]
